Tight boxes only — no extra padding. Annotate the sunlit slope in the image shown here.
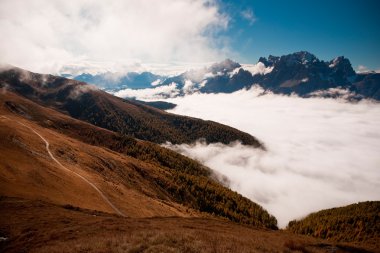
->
[287,202,380,249]
[0,90,276,228]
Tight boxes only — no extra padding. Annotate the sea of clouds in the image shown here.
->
[158,86,380,228]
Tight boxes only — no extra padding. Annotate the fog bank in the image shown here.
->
[163,87,380,227]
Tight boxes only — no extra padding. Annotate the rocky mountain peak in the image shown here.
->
[259,55,280,67]
[278,51,318,66]
[294,51,317,63]
[328,56,355,77]
[259,51,318,68]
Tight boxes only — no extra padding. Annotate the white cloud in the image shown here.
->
[164,86,380,227]
[69,84,99,99]
[0,0,230,75]
[151,79,162,86]
[183,80,198,94]
[357,65,369,73]
[309,87,358,100]
[239,62,273,76]
[241,8,256,25]
[356,65,380,74]
[59,60,145,76]
[203,72,217,79]
[114,82,179,100]
[199,79,208,88]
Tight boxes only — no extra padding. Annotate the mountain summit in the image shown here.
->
[252,52,380,99]
[252,51,357,94]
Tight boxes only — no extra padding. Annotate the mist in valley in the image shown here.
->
[157,87,380,227]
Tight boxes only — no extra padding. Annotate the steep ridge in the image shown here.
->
[0,90,276,228]
[287,202,380,250]
[0,66,262,146]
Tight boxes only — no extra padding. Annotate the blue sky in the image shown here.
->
[221,0,380,70]
[1,0,379,74]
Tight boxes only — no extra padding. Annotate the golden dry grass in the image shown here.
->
[0,91,277,228]
[1,197,376,253]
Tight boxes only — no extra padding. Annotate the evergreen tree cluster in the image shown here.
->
[287,202,380,243]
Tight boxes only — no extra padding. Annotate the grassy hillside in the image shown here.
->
[0,67,262,147]
[1,197,374,253]
[287,202,380,248]
[0,90,276,229]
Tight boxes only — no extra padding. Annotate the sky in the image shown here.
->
[222,0,380,71]
[0,0,379,74]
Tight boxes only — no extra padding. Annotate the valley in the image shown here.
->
[0,67,379,252]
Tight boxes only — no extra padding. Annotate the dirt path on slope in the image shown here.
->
[0,115,125,217]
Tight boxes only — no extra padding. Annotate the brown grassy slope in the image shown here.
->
[287,202,380,249]
[0,103,191,218]
[0,66,262,146]
[1,197,376,253]
[0,91,276,228]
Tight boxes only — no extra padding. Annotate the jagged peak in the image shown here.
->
[328,56,355,76]
[281,51,318,65]
[258,55,280,67]
[329,56,350,67]
[258,51,319,67]
[293,51,317,59]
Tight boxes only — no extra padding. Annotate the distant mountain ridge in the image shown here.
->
[70,71,164,91]
[0,66,262,147]
[252,51,378,99]
[68,52,380,100]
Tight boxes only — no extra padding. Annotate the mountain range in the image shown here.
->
[68,51,380,100]
[68,71,164,91]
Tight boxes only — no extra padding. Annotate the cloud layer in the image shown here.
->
[114,83,179,99]
[0,0,229,74]
[164,87,380,227]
